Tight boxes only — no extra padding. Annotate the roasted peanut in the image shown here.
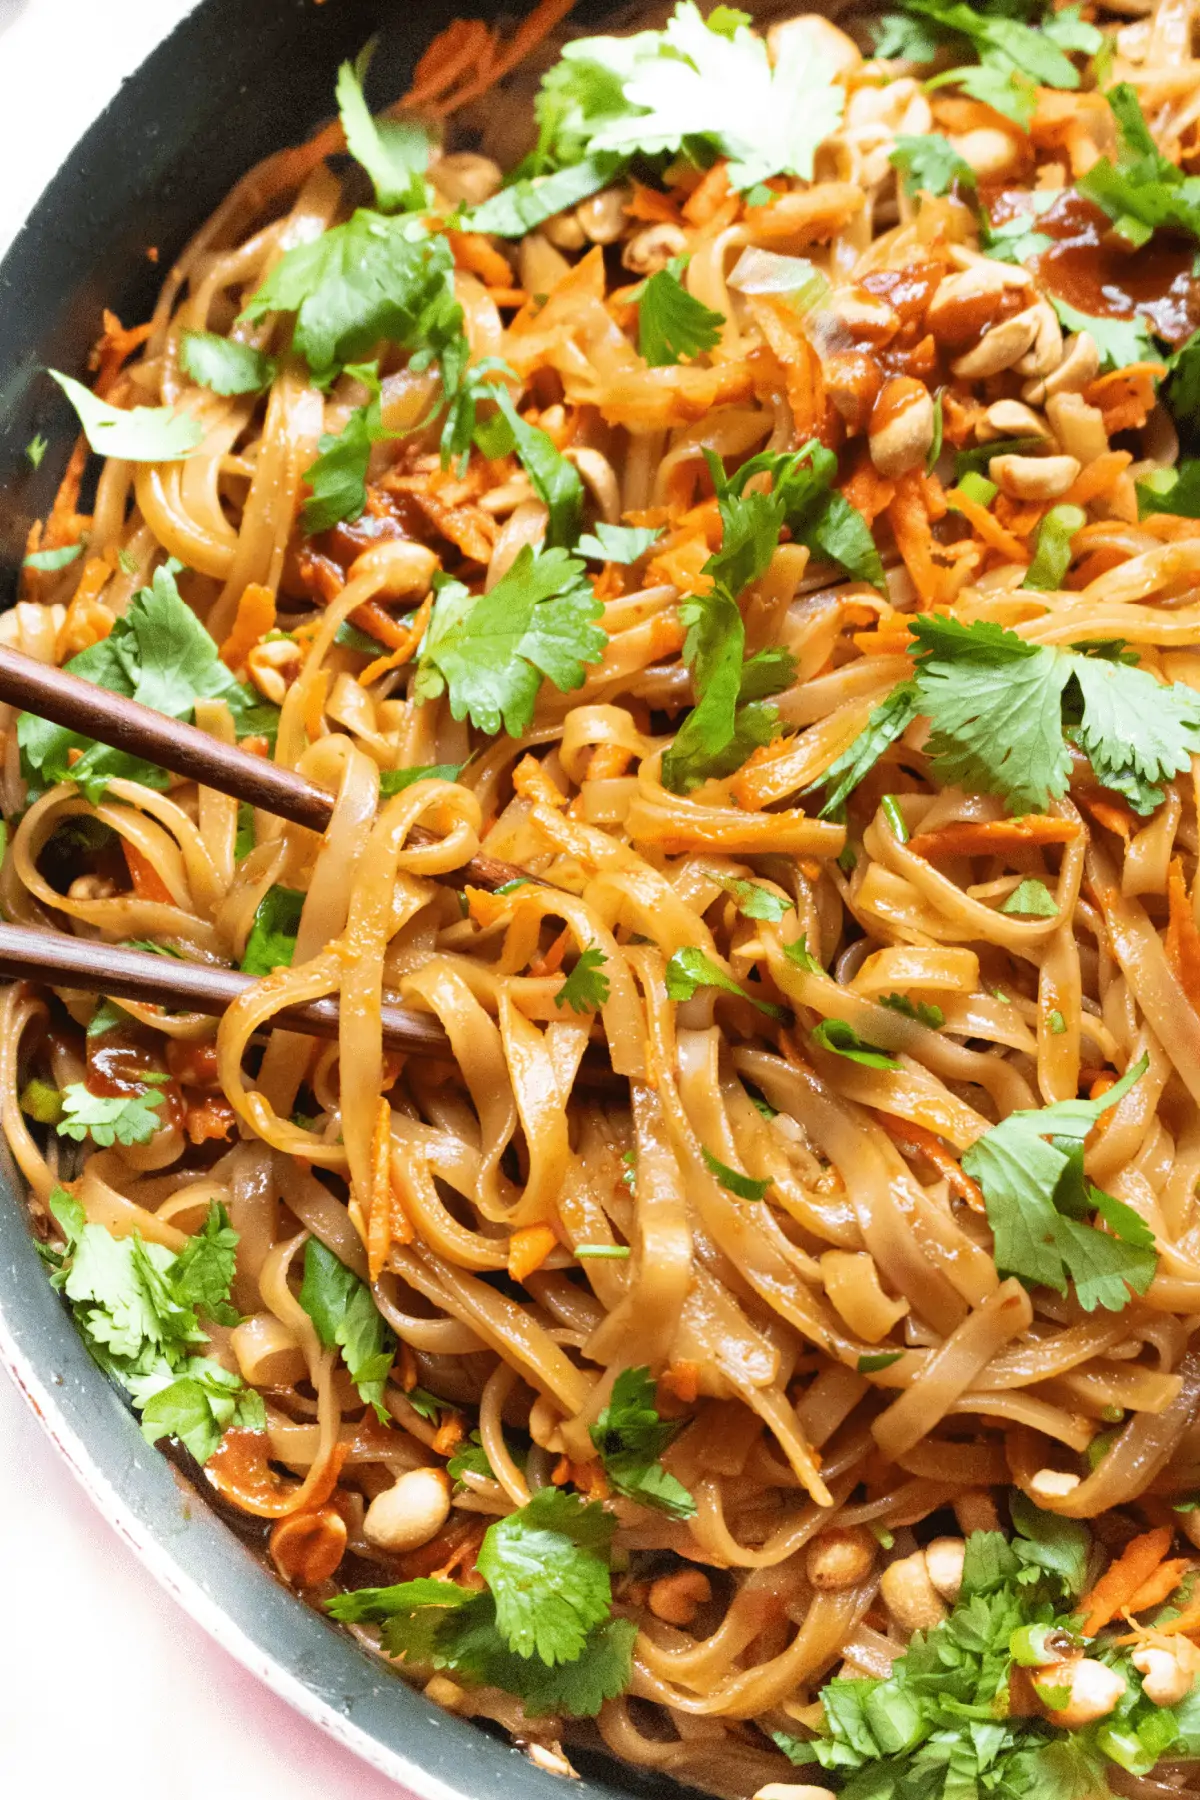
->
[1014,301,1064,379]
[1046,391,1108,464]
[67,874,118,901]
[880,1550,948,1633]
[648,1568,712,1626]
[269,1506,348,1588]
[949,127,1020,179]
[1029,1467,1083,1500]
[542,208,587,252]
[981,399,1053,442]
[247,636,301,706]
[754,1787,837,1800]
[823,287,900,345]
[805,1527,876,1592]
[1023,330,1100,403]
[425,1675,466,1711]
[1133,1639,1200,1707]
[989,452,1080,501]
[430,153,502,208]
[951,306,1041,380]
[622,222,688,275]
[768,13,861,73]
[924,1536,966,1604]
[363,1465,451,1552]
[577,186,631,245]
[869,377,934,478]
[1036,1657,1126,1727]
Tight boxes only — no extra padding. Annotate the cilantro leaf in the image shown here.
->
[553,1,845,190]
[27,433,48,468]
[299,1238,395,1420]
[554,947,611,1014]
[1070,650,1200,814]
[141,1365,265,1464]
[701,1144,771,1200]
[179,331,277,396]
[378,762,464,796]
[447,1430,497,1484]
[57,1082,166,1147]
[576,522,662,563]
[170,1203,242,1328]
[1163,332,1200,443]
[637,260,724,366]
[879,993,944,1029]
[24,542,84,573]
[336,42,430,213]
[882,0,1091,128]
[783,934,823,973]
[1138,460,1200,520]
[464,152,626,237]
[714,875,791,921]
[1079,83,1200,248]
[240,885,304,976]
[590,1367,695,1517]
[242,209,462,386]
[962,1055,1156,1308]
[303,364,396,534]
[48,369,203,462]
[18,561,276,802]
[809,682,920,817]
[665,945,786,1018]
[981,199,1055,265]
[414,546,605,738]
[476,1487,615,1664]
[812,1019,900,1069]
[1048,297,1154,374]
[490,388,584,548]
[1000,877,1058,917]
[889,136,977,198]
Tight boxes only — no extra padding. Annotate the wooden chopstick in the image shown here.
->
[0,921,450,1056]
[0,647,526,894]
[0,922,624,1091]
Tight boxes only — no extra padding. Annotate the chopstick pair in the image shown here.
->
[0,646,605,1075]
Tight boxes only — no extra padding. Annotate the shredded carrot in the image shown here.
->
[483,287,527,309]
[302,668,330,740]
[446,228,515,290]
[529,926,571,979]
[398,1342,419,1392]
[889,470,945,607]
[908,816,1079,860]
[841,452,896,527]
[1083,364,1166,435]
[507,1223,558,1284]
[1081,1527,1174,1635]
[360,593,433,686]
[587,742,634,782]
[1062,450,1134,509]
[44,438,89,553]
[368,1098,412,1282]
[550,1454,571,1485]
[122,841,175,905]
[89,309,154,399]
[219,581,275,674]
[405,0,577,116]
[647,533,713,596]
[626,181,683,225]
[1167,856,1200,1011]
[682,159,731,226]
[432,1411,465,1456]
[1078,790,1136,842]
[571,1459,610,1502]
[512,753,569,810]
[944,487,1029,561]
[1126,1558,1191,1615]
[184,1095,237,1146]
[1117,1600,1200,1641]
[53,557,114,660]
[466,885,516,930]
[876,1113,986,1211]
[662,1361,701,1404]
[853,620,914,657]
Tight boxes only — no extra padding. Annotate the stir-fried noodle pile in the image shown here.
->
[13,0,1200,1791]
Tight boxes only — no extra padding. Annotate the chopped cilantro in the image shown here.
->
[665,945,786,1018]
[464,152,626,238]
[1048,298,1154,375]
[808,683,920,818]
[336,41,430,213]
[413,545,605,738]
[1079,83,1200,249]
[1000,877,1058,917]
[576,522,662,563]
[889,136,977,198]
[812,1019,900,1069]
[636,259,724,366]
[1048,1010,1067,1034]
[783,934,823,973]
[879,993,944,1029]
[24,542,84,573]
[701,1144,771,1200]
[302,362,397,534]
[981,197,1056,265]
[857,1351,904,1373]
[26,433,48,468]
[1137,460,1200,520]
[714,875,791,921]
[489,387,584,548]
[179,331,276,396]
[57,1080,166,1147]
[554,946,611,1014]
[48,369,203,461]
[240,885,304,976]
[378,762,464,797]
[962,1056,1158,1310]
[18,560,277,802]
[298,1238,395,1420]
[590,1366,695,1517]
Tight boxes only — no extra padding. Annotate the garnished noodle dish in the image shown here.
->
[16,0,1200,1790]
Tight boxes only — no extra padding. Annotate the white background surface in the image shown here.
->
[0,5,402,1795]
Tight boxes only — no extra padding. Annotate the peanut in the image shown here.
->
[363,1466,451,1552]
[880,1550,947,1633]
[648,1567,712,1626]
[622,222,688,275]
[989,452,1080,501]
[805,1527,876,1592]
[869,378,934,479]
[269,1506,347,1589]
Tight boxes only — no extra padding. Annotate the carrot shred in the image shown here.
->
[841,452,897,527]
[662,1360,700,1404]
[876,1113,986,1211]
[360,593,433,686]
[1117,1600,1200,1641]
[889,470,946,606]
[1082,364,1166,435]
[219,581,276,675]
[507,1223,558,1283]
[302,669,330,740]
[1081,1527,1174,1636]
[908,816,1079,860]
[1167,856,1200,1011]
[944,487,1029,561]
[626,181,684,225]
[587,742,634,782]
[184,1094,237,1146]
[682,159,731,226]
[1078,790,1136,842]
[512,753,569,810]
[1062,450,1134,508]
[404,0,577,116]
[122,841,175,905]
[52,557,114,660]
[89,309,154,400]
[529,925,571,979]
[446,228,515,291]
[1126,1558,1191,1615]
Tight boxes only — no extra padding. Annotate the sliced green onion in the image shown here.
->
[575,1244,631,1260]
[19,1077,63,1124]
[956,470,998,508]
[1023,503,1087,592]
[1010,1622,1080,1667]
[1047,1009,1066,1035]
[880,794,909,843]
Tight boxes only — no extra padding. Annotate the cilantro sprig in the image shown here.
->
[45,1192,261,1464]
[874,0,1099,128]
[299,1238,396,1420]
[327,1488,636,1716]
[554,947,611,1014]
[962,1056,1157,1311]
[590,1367,695,1516]
[636,259,725,367]
[1079,84,1200,249]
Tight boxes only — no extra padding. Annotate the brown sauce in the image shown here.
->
[86,1028,166,1099]
[990,187,1200,346]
